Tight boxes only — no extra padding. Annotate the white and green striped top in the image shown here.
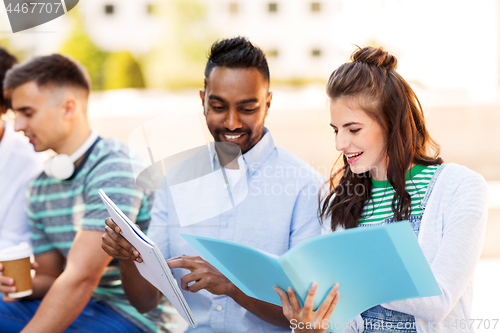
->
[26,138,173,333]
[358,164,439,224]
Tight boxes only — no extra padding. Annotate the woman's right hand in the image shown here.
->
[101,217,143,262]
[274,282,339,333]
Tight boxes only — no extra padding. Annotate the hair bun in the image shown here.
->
[351,46,397,70]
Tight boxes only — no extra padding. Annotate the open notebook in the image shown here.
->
[181,221,440,332]
[99,189,196,328]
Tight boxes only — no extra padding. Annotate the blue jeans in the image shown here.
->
[361,305,418,333]
[0,298,145,333]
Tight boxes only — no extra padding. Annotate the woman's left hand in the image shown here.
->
[274,282,339,333]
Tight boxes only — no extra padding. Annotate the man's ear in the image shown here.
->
[265,91,273,116]
[62,98,76,120]
[199,89,206,115]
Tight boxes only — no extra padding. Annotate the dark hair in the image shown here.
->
[204,36,270,87]
[4,54,91,98]
[320,46,443,231]
[0,47,18,112]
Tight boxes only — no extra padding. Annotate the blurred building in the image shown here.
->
[78,0,163,54]
[2,0,500,97]
[208,0,500,99]
[207,0,345,80]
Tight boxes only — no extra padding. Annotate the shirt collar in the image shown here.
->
[242,128,276,175]
[209,127,276,175]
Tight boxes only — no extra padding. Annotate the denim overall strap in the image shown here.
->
[360,164,445,332]
[419,163,446,210]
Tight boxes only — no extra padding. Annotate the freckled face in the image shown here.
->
[329,97,388,180]
[200,67,272,154]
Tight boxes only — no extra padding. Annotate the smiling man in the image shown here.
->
[0,54,171,333]
[102,37,324,332]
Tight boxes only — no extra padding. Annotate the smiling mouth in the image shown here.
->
[345,152,363,159]
[224,133,243,140]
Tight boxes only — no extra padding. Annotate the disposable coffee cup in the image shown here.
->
[0,242,33,298]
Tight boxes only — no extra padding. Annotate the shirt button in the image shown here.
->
[216,305,223,311]
[223,183,228,189]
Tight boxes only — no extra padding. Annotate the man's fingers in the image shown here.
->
[105,217,120,233]
[30,261,39,270]
[104,217,123,236]
[0,275,14,286]
[0,281,16,295]
[102,226,141,259]
[302,282,318,312]
[179,272,199,291]
[186,279,206,293]
[2,294,17,303]
[169,255,201,262]
[101,238,141,262]
[166,256,199,270]
[101,242,130,260]
[273,287,293,320]
[315,283,339,318]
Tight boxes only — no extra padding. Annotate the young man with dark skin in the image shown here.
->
[102,37,323,332]
[0,54,170,333]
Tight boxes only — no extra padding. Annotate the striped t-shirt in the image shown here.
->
[358,164,439,224]
[26,138,175,333]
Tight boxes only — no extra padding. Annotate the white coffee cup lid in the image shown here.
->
[0,242,32,261]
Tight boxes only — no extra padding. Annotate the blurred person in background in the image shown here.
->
[102,36,324,332]
[0,54,172,333]
[0,46,44,250]
[275,46,488,333]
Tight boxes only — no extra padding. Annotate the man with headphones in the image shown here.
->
[0,55,172,332]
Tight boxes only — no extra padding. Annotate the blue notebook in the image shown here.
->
[181,221,441,332]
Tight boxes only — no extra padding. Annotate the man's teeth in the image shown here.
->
[225,134,242,139]
[345,152,362,158]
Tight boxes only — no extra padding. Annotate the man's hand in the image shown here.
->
[101,217,143,263]
[0,261,38,303]
[168,254,291,328]
[167,255,237,296]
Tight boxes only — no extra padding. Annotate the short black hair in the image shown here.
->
[4,54,91,97]
[204,36,270,87]
[0,47,18,111]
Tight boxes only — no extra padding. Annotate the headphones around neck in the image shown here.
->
[44,130,99,180]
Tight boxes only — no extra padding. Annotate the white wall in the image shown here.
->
[78,0,163,55]
[3,0,499,96]
[208,0,343,79]
[207,0,500,97]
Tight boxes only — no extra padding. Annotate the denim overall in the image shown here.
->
[357,164,446,332]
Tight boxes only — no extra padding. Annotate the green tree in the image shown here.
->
[59,9,108,90]
[103,51,145,90]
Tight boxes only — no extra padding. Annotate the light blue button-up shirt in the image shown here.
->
[147,129,324,333]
